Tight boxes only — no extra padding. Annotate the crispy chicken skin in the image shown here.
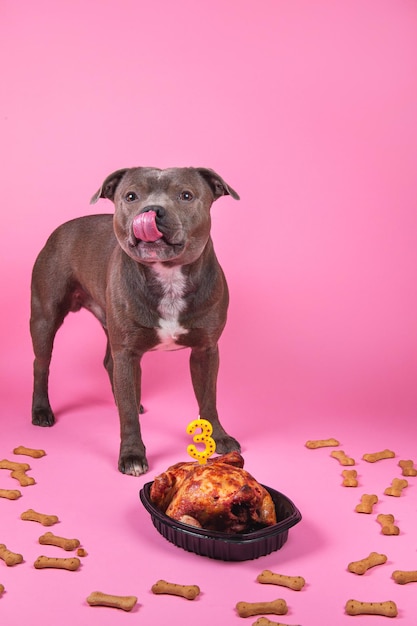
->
[150,451,277,533]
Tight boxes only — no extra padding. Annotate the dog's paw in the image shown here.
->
[118,454,149,477]
[214,435,241,455]
[32,408,55,427]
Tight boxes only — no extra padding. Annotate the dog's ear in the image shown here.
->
[90,168,130,204]
[196,168,240,201]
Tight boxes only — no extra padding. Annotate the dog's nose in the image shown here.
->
[141,205,165,219]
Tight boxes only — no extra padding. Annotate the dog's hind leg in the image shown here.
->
[30,308,66,427]
[30,255,75,427]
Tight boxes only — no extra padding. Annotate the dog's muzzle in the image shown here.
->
[132,207,164,242]
[127,205,187,262]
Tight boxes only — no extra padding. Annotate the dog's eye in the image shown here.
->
[125,192,138,202]
[179,191,194,202]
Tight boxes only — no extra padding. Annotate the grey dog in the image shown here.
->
[30,167,241,475]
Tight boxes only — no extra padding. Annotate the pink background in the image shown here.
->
[1,0,417,624]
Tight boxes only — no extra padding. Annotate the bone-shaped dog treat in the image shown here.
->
[0,489,21,500]
[252,619,301,626]
[236,599,288,618]
[345,599,398,617]
[21,509,59,526]
[0,544,23,566]
[34,556,80,571]
[0,460,35,486]
[384,478,408,497]
[392,570,417,585]
[355,494,378,514]
[348,552,387,575]
[362,449,395,463]
[331,450,355,466]
[10,470,35,487]
[305,438,339,449]
[342,469,358,487]
[39,532,80,551]
[398,459,417,477]
[0,459,30,472]
[377,514,400,535]
[87,591,138,611]
[257,570,305,591]
[13,446,46,459]
[151,579,200,600]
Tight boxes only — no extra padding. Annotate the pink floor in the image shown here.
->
[2,368,417,625]
[2,1,417,624]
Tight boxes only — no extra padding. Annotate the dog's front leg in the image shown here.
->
[189,345,241,454]
[112,350,148,476]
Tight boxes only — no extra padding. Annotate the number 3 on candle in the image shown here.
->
[186,418,216,464]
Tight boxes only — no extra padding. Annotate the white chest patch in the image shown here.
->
[152,264,188,350]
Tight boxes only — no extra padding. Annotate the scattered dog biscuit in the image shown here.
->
[355,494,378,514]
[0,583,4,597]
[257,570,305,591]
[362,449,395,463]
[77,548,88,557]
[87,591,138,611]
[0,489,21,500]
[39,532,80,551]
[398,460,417,477]
[0,544,23,566]
[384,478,408,497]
[252,619,301,626]
[348,552,387,575]
[345,599,398,617]
[331,450,355,466]
[0,459,35,486]
[34,556,80,571]
[0,460,30,472]
[377,514,400,536]
[392,570,417,585]
[13,446,46,459]
[236,599,288,618]
[10,470,35,487]
[21,509,59,526]
[305,438,340,449]
[151,580,200,600]
[342,470,358,487]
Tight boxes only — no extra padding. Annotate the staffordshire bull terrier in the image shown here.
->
[30,167,241,475]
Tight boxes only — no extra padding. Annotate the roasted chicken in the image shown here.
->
[150,451,277,533]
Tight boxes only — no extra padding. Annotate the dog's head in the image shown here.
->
[91,167,239,265]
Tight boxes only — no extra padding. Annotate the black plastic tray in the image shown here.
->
[140,482,301,561]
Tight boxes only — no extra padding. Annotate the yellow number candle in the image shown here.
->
[186,418,216,464]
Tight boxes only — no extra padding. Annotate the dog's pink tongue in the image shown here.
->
[132,211,163,242]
